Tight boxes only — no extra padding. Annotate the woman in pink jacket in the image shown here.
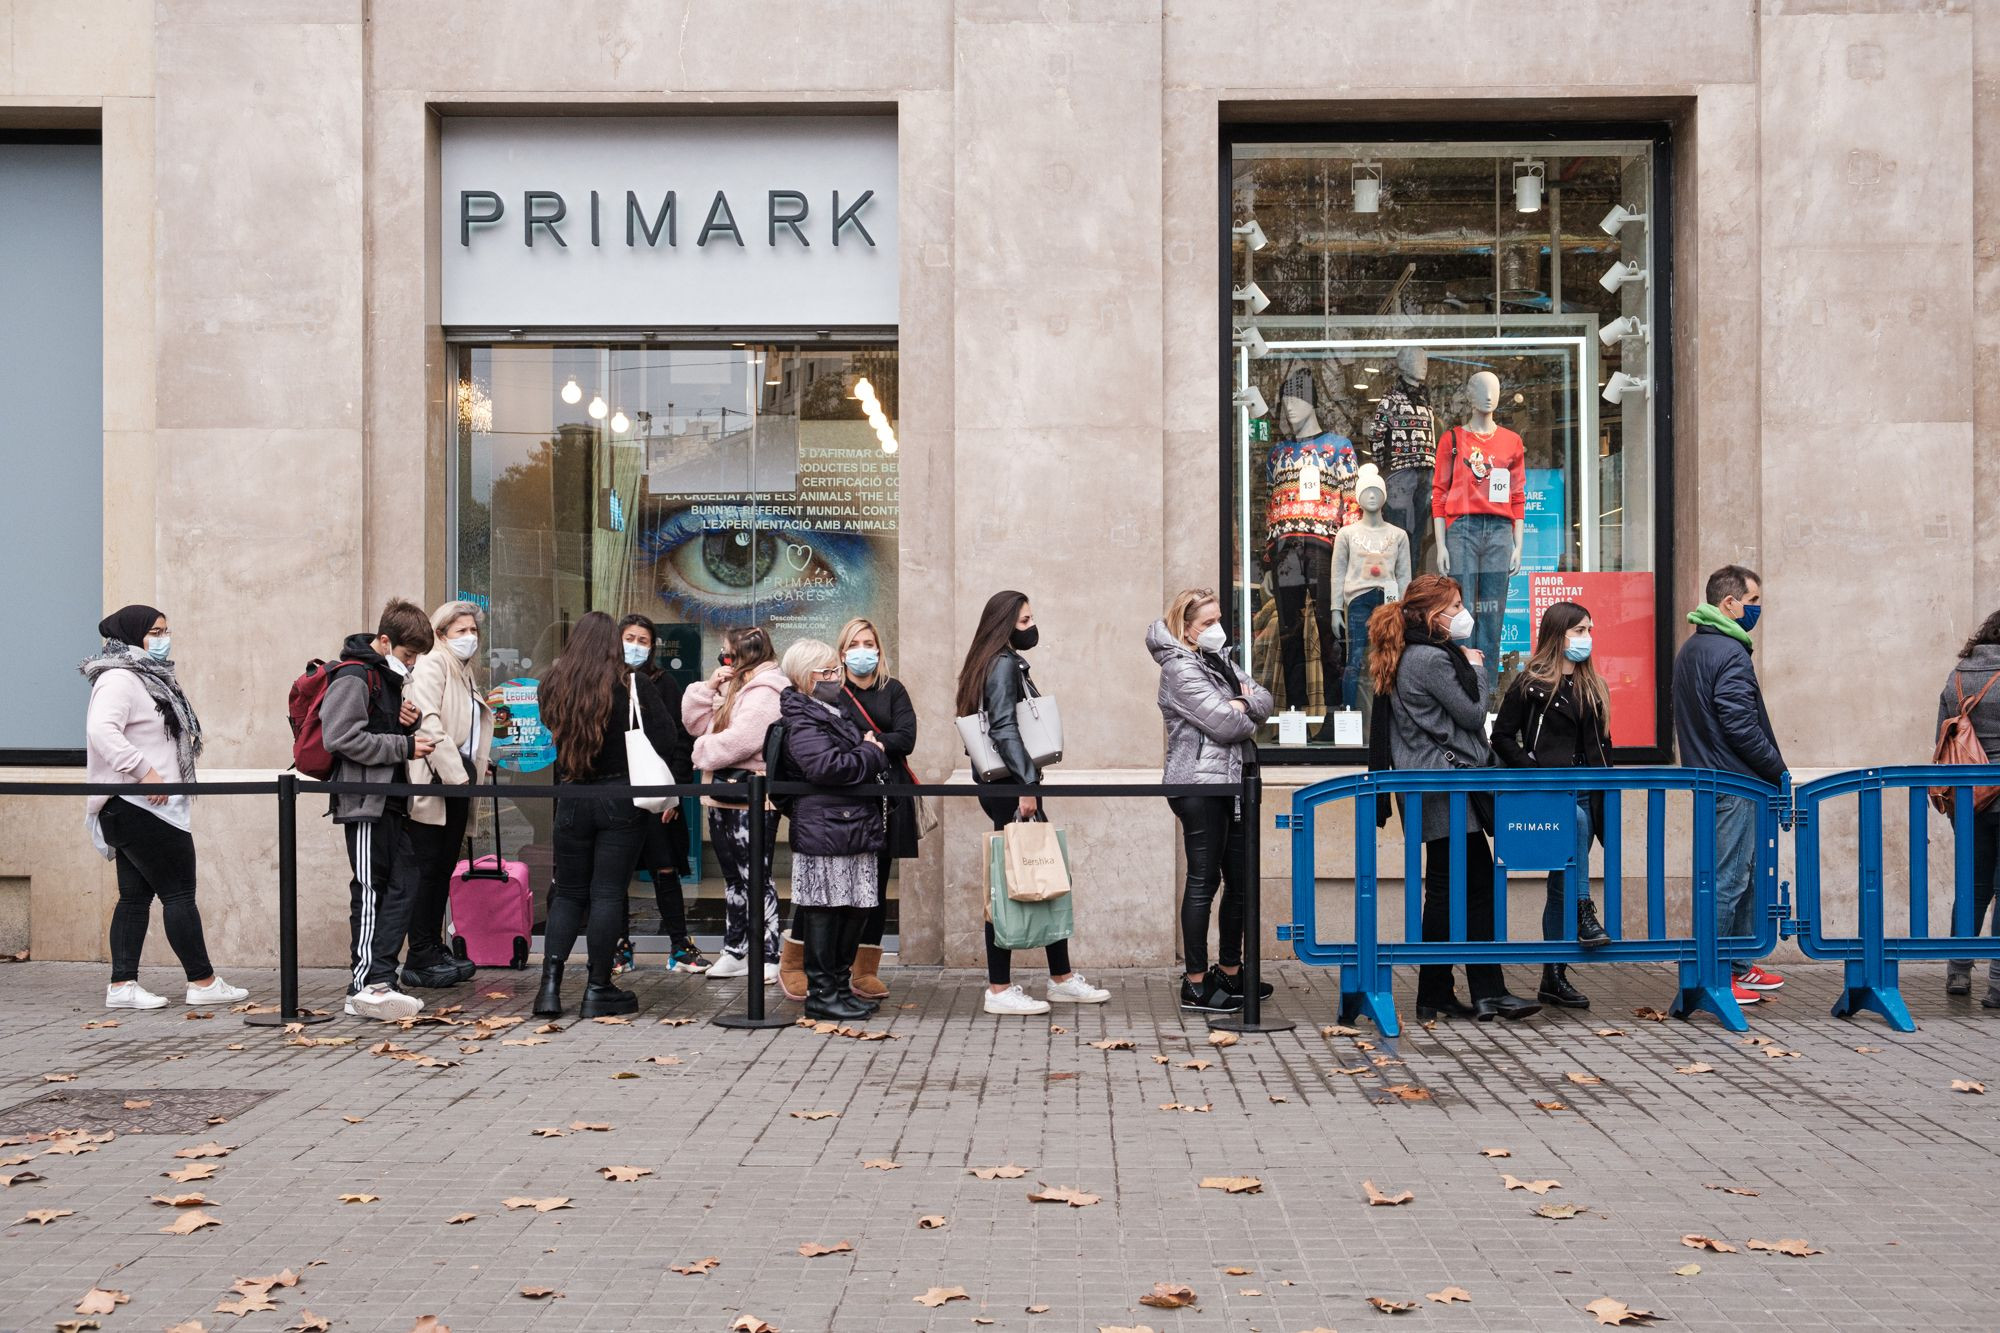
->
[681,626,788,984]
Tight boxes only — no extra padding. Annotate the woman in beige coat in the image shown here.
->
[401,600,496,989]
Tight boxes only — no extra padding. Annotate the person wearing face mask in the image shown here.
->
[773,639,890,1020]
[323,598,438,1021]
[612,615,706,976]
[1147,589,1275,1012]
[1673,564,1788,1004]
[81,605,249,1011]
[1367,575,1540,1023]
[399,601,495,990]
[832,617,919,1003]
[1493,601,1614,1009]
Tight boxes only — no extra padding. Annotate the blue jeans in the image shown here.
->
[1713,792,1759,976]
[1443,513,1511,675]
[1541,795,1600,941]
[1341,588,1385,709]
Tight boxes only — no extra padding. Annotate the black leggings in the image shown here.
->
[981,795,1069,985]
[99,799,213,984]
[1417,829,1506,1004]
[858,850,892,947]
[1169,794,1245,977]
[545,791,648,982]
[406,795,471,956]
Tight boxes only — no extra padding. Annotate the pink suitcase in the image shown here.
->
[448,797,533,969]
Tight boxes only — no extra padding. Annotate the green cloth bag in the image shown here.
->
[987,830,1074,951]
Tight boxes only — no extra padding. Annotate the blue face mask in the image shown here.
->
[1737,603,1761,632]
[623,642,650,668]
[145,635,171,661]
[844,647,880,677]
[1563,635,1592,663]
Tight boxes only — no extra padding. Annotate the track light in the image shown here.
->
[1598,203,1648,235]
[1601,371,1650,405]
[560,377,582,405]
[1351,160,1382,213]
[1232,282,1270,316]
[1234,384,1269,419]
[1597,260,1647,294]
[1597,315,1647,347]
[1233,325,1269,359]
[1232,218,1268,252]
[1513,159,1545,213]
[587,395,607,420]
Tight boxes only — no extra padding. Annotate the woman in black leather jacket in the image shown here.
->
[954,591,1108,1016]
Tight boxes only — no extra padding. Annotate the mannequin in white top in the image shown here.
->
[1334,463,1411,709]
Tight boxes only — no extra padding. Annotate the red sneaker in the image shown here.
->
[1736,966,1786,991]
[1731,982,1763,1006]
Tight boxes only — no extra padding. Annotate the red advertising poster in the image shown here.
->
[1526,571,1656,747]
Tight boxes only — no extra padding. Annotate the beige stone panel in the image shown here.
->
[952,281,1163,431]
[102,430,155,599]
[1162,429,1225,597]
[1760,422,1972,767]
[1975,5,2000,605]
[166,0,360,22]
[0,773,117,964]
[1162,0,1756,92]
[7,0,151,98]
[154,17,363,431]
[155,429,366,768]
[101,96,154,435]
[1163,88,1219,441]
[1760,11,1974,249]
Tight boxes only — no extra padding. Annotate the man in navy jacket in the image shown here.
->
[1673,565,1788,1002]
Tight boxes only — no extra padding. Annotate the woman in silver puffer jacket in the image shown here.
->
[1146,588,1274,1013]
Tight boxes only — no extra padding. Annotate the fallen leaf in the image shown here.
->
[1046,1071,1077,1082]
[1363,1179,1414,1206]
[1703,1182,1760,1197]
[1853,1045,1883,1053]
[1535,1203,1587,1219]
[151,1193,211,1207]
[1368,1297,1418,1313]
[531,1127,569,1138]
[1089,1038,1134,1050]
[18,1207,73,1225]
[860,1159,900,1172]
[1381,1084,1433,1101]
[970,1164,1028,1180]
[535,1023,564,1034]
[174,1141,236,1159]
[1268,1095,1289,1103]
[167,1322,209,1333]
[161,1208,222,1234]
[0,1170,44,1187]
[1238,1287,1264,1296]
[590,1015,631,1025]
[339,1193,379,1204]
[729,1318,775,1333]
[569,1121,613,1132]
[214,1292,277,1316]
[1158,1102,1212,1113]
[502,1037,549,1047]
[1594,1028,1627,1037]
[640,1053,680,1064]
[519,1286,559,1298]
[447,1212,476,1224]
[1479,1148,1512,1158]
[798,1240,853,1257]
[1952,1079,1986,1094]
[656,1016,694,1026]
[121,1098,150,1109]
[55,1323,100,1333]
[599,1165,652,1183]
[1676,1062,1716,1074]
[1180,1059,1212,1070]
[1682,1234,1738,1252]
[43,1072,77,1082]
[914,1286,969,1307]
[75,1288,128,1315]
[917,1215,947,1229]
[165,1163,218,1182]
[186,1011,213,1021]
[1026,1304,1049,1313]
[1138,1282,1198,1309]
[610,1071,640,1080]
[1566,1072,1603,1086]
[1321,1024,1362,1036]
[1584,1296,1662,1325]
[670,1256,720,1275]
[1208,1030,1239,1048]
[1673,1263,1701,1277]
[1763,1047,1802,1060]
[502,1196,573,1212]
[406,1319,450,1333]
[1223,1267,1251,1276]
[1426,1286,1473,1304]
[285,1304,326,1326]
[1745,1237,1823,1257]
[1199,1176,1263,1194]
[1050,1024,1069,1034]
[341,1115,364,1124]
[1502,1175,1562,1195]
[1533,1100,1568,1111]
[1026,1186,1101,1207]
[43,1139,101,1156]
[790,1109,839,1121]
[1632,1007,1669,1021]
[1739,1034,1775,1046]
[84,1020,120,1030]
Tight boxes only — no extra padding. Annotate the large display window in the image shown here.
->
[452,341,900,941]
[1225,129,1670,757]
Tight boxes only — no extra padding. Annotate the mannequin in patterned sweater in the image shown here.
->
[1263,367,1356,723]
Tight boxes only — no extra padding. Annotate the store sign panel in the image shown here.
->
[441,117,898,327]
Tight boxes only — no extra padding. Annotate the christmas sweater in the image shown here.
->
[1369,377,1437,473]
[1431,424,1527,523]
[1264,432,1358,553]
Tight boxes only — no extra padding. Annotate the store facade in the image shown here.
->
[1,2,1994,970]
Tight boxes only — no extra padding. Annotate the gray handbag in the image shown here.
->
[955,711,1012,782]
[1016,693,1063,769]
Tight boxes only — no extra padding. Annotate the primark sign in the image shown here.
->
[440,117,898,327]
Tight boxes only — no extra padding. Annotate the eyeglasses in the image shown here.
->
[810,667,842,680]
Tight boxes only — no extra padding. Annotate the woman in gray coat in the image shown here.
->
[1148,589,1274,1012]
[1366,574,1539,1023]
[1939,607,2000,1002]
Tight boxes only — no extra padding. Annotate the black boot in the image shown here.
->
[532,958,565,1017]
[1575,900,1610,950]
[580,949,638,1019]
[801,909,871,1022]
[832,909,881,1014]
[400,944,466,991]
[1537,964,1590,1009]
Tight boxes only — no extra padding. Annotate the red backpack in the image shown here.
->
[288,659,378,779]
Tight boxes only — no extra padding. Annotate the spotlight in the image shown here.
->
[1351,160,1382,213]
[1601,371,1650,405]
[1513,159,1545,213]
[1232,282,1270,316]
[1598,203,1648,235]
[1232,218,1268,252]
[850,375,871,400]
[587,395,608,420]
[1597,315,1647,347]
[610,409,630,433]
[1233,325,1269,359]
[560,377,582,405]
[1234,384,1269,419]
[1598,260,1647,293]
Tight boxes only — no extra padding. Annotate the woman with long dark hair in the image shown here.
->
[956,591,1108,1016]
[834,616,919,1002]
[1493,600,1614,1009]
[1368,575,1539,1023]
[534,610,679,1018]
[1939,607,2000,1003]
[613,614,707,975]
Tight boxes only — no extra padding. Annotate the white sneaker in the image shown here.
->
[1047,973,1110,1004]
[186,977,249,1006]
[983,984,1051,1016]
[107,981,168,1010]
[348,983,424,1021]
[707,951,748,978]
[762,962,780,987]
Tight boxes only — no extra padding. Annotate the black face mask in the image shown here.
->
[811,680,846,704]
[1009,625,1039,651]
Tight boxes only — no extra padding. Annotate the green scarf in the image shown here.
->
[1686,603,1752,650]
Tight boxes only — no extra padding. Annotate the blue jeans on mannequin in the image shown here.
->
[1341,588,1385,709]
[1442,513,1512,675]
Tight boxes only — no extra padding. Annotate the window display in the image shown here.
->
[1227,134,1665,753]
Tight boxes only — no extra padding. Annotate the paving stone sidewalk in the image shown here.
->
[1,959,1997,1332]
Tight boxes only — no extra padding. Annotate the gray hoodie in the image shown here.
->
[1145,620,1273,788]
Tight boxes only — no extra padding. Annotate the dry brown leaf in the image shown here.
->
[1479,1148,1512,1158]
[1632,1007,1669,1021]
[53,1322,98,1333]
[407,1319,450,1333]
[121,1098,150,1109]
[1676,1062,1716,1074]
[913,1285,969,1307]
[1199,1175,1262,1194]
[789,1109,839,1120]
[1321,1024,1362,1036]
[1673,1263,1701,1277]
[917,1215,947,1229]
[1594,1027,1627,1037]
[1223,1266,1251,1275]
[670,1256,720,1275]
[1238,1287,1264,1296]
[1703,1182,1760,1196]
[43,1139,101,1157]
[0,1170,44,1187]
[530,1127,568,1138]
[287,1313,329,1333]
[43,1072,77,1082]
[1368,1296,1418,1313]
[860,1158,900,1170]
[339,1192,379,1203]
[74,1288,128,1315]
[1089,1038,1134,1050]
[1207,1030,1239,1048]
[1746,1237,1823,1257]
[161,1208,222,1234]
[341,1115,364,1123]
[1026,1186,1101,1207]
[590,1015,632,1025]
[167,1322,209,1333]
[173,1141,235,1159]
[1179,1058,1212,1071]
[1502,1175,1562,1195]
[729,1319,775,1333]
[1584,1296,1662,1325]
[1739,1034,1775,1046]
[502,1196,573,1212]
[1533,1100,1568,1111]
[1158,1102,1212,1113]
[656,1016,693,1026]
[640,1053,680,1064]
[1382,1084,1433,1101]
[1046,1071,1077,1082]
[84,1020,120,1030]
[1138,1282,1198,1309]
[569,1121,613,1132]
[231,1271,298,1296]
[1682,1234,1738,1252]
[1268,1094,1289,1103]
[1853,1045,1883,1053]
[534,1023,564,1034]
[969,1164,1028,1180]
[151,1193,211,1207]
[1535,1202,1587,1219]
[446,1212,476,1224]
[599,1165,652,1183]
[1025,1304,1050,1314]
[1763,1047,1802,1060]
[214,1292,277,1316]
[1363,1179,1414,1206]
[1567,1072,1604,1086]
[610,1071,640,1079]
[1952,1079,1986,1094]
[1426,1285,1473,1304]
[798,1240,853,1257]
[501,1037,549,1047]
[519,1285,560,1298]
[165,1163,218,1183]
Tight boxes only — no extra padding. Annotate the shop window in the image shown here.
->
[1226,130,1668,755]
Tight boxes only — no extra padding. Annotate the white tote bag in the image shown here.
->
[624,675,674,813]
[1016,693,1064,769]
[955,711,1013,782]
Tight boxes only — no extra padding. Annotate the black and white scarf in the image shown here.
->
[79,644,204,782]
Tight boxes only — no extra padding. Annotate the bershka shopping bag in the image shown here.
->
[1002,819,1072,902]
[987,831,1074,951]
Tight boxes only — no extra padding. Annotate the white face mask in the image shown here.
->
[1194,623,1228,653]
[383,655,410,679]
[448,633,479,662]
[1446,607,1475,642]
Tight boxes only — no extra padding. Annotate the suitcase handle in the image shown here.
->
[459,857,512,883]
[464,789,509,869]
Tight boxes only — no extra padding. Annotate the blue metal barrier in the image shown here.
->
[1793,764,2000,1033]
[1278,767,1784,1036]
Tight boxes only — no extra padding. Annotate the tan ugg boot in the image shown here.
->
[850,944,889,1001]
[778,933,808,1001]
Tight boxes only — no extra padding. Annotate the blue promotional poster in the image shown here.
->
[488,677,557,774]
[1499,469,1566,657]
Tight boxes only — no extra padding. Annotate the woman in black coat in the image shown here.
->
[833,617,918,1000]
[615,615,707,974]
[775,638,889,1021]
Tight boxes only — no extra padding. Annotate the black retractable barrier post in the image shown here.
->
[1210,764,1293,1035]
[246,772,332,1027]
[713,772,791,1031]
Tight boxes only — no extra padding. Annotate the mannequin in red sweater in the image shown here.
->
[1431,370,1524,683]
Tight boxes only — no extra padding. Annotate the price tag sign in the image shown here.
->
[1333,710,1363,747]
[1277,710,1307,746]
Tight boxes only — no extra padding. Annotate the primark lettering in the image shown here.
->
[458,187,879,250]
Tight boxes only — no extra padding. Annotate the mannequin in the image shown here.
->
[1430,369,1524,687]
[1368,346,1437,570]
[1263,366,1358,722]
[1333,462,1411,711]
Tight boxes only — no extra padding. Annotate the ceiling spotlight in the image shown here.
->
[1597,315,1648,347]
[610,409,630,433]
[1233,325,1269,359]
[1601,371,1650,405]
[1351,160,1382,213]
[1232,218,1268,252]
[1598,260,1647,294]
[1232,282,1270,316]
[1513,159,1545,213]
[1233,384,1269,419]
[560,377,582,405]
[587,395,608,420]
[1598,203,1648,235]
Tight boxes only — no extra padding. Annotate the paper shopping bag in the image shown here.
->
[987,832,1074,951]
[1002,819,1073,902]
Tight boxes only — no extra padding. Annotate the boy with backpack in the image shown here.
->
[318,599,437,1020]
